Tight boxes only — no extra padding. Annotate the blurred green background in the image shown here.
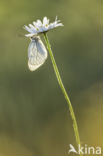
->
[0,0,103,155]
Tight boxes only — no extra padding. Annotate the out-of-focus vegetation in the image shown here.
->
[0,0,103,155]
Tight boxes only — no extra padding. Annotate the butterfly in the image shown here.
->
[28,36,48,71]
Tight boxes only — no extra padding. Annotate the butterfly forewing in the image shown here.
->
[28,37,47,71]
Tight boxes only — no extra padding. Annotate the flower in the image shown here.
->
[24,16,63,37]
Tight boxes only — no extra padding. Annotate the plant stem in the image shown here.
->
[43,33,83,156]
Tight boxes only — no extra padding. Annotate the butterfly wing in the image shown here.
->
[28,37,47,71]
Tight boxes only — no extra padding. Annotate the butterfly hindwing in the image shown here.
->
[28,37,47,71]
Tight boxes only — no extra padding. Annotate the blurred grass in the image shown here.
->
[0,0,103,155]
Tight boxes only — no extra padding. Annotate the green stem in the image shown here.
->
[43,33,83,156]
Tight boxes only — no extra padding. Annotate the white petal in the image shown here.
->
[29,24,37,32]
[55,16,61,23]
[55,16,58,21]
[48,23,55,29]
[33,21,40,30]
[55,23,64,27]
[36,20,42,26]
[48,22,63,30]
[25,33,36,37]
[24,25,33,33]
[43,17,48,26]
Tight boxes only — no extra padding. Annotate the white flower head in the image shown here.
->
[24,16,63,37]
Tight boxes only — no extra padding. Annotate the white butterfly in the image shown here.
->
[28,36,48,71]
